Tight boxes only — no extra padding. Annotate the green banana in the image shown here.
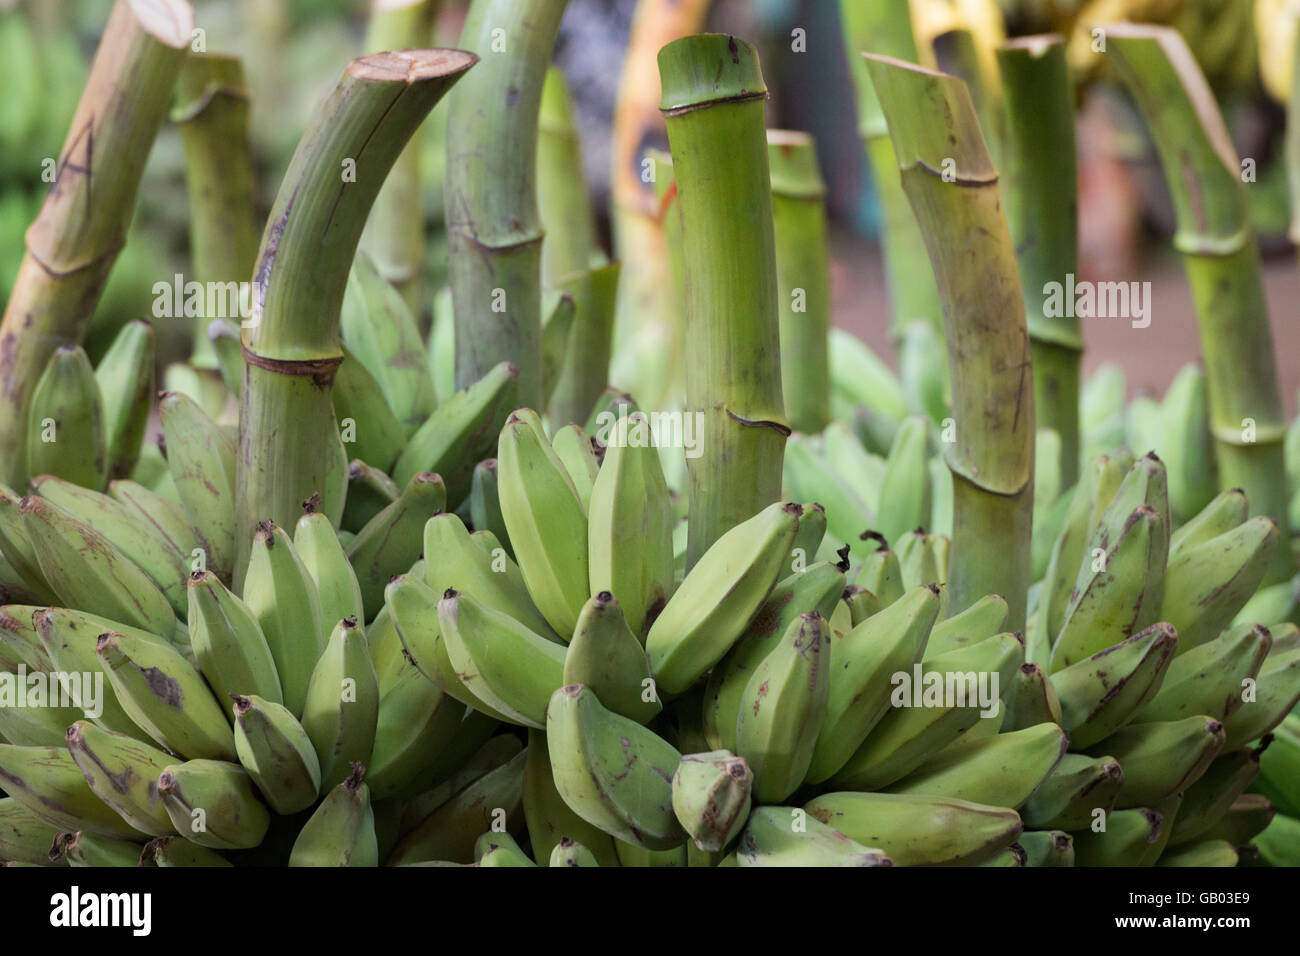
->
[1167,746,1261,847]
[347,471,446,621]
[332,346,407,473]
[1254,812,1300,866]
[841,585,880,625]
[550,837,599,866]
[187,569,282,706]
[0,744,139,838]
[0,487,59,604]
[26,346,107,491]
[923,593,1008,660]
[1219,635,1300,749]
[806,584,939,784]
[587,412,676,640]
[0,682,81,746]
[782,434,874,554]
[288,762,378,867]
[469,458,511,557]
[1170,487,1249,559]
[671,750,752,853]
[877,415,931,547]
[1001,663,1063,731]
[341,459,399,533]
[295,496,365,633]
[821,424,886,515]
[1232,574,1299,629]
[96,630,236,760]
[301,617,379,789]
[1072,807,1163,867]
[1157,838,1237,867]
[563,591,660,723]
[49,830,144,867]
[367,658,473,801]
[1021,753,1125,831]
[231,694,321,815]
[159,391,238,582]
[1138,622,1272,722]
[1198,793,1275,846]
[139,835,231,867]
[789,502,829,576]
[156,759,270,850]
[65,721,175,836]
[855,540,904,608]
[1159,364,1216,522]
[109,479,202,561]
[647,501,801,695]
[1091,716,1226,808]
[978,844,1027,867]
[1255,713,1300,817]
[1019,830,1075,867]
[476,830,537,867]
[547,684,685,849]
[735,612,830,803]
[94,319,155,482]
[540,291,577,407]
[0,800,63,866]
[805,792,1022,866]
[551,423,599,511]
[1051,622,1178,750]
[522,729,621,867]
[726,805,892,867]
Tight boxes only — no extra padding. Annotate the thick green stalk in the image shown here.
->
[838,0,944,345]
[997,35,1080,483]
[1106,25,1291,582]
[866,54,1035,629]
[660,35,788,568]
[1291,23,1300,256]
[236,50,476,585]
[362,0,438,322]
[768,130,831,435]
[0,0,192,488]
[933,28,1002,162]
[445,0,569,409]
[549,262,621,429]
[538,67,602,286]
[173,53,260,370]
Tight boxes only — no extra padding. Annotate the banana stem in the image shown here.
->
[361,0,439,323]
[173,53,260,371]
[538,67,603,287]
[660,35,788,569]
[866,54,1035,629]
[0,0,193,489]
[444,0,570,409]
[838,0,944,346]
[608,0,711,407]
[933,28,1002,163]
[768,130,831,435]
[236,50,476,585]
[997,35,1080,483]
[1106,24,1292,582]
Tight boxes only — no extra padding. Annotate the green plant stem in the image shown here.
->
[1106,24,1292,582]
[838,0,944,347]
[768,130,831,435]
[538,66,602,287]
[661,35,789,569]
[997,34,1080,484]
[362,0,438,322]
[173,52,260,371]
[0,0,192,489]
[866,54,1035,629]
[236,50,476,585]
[549,261,621,429]
[444,0,569,409]
[933,28,1002,163]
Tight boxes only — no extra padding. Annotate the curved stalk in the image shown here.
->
[660,35,788,568]
[173,53,260,371]
[236,50,476,584]
[538,67,602,287]
[0,0,192,488]
[768,130,831,435]
[444,0,569,409]
[1106,24,1292,582]
[866,54,1035,629]
[997,35,1080,483]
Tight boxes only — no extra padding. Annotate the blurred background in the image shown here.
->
[0,0,1295,411]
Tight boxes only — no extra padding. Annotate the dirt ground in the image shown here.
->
[829,230,1300,418]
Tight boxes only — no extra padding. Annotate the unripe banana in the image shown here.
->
[551,424,599,511]
[546,684,685,850]
[1158,838,1237,867]
[0,687,80,746]
[978,844,1027,867]
[1232,574,1300,630]
[735,612,830,803]
[159,391,238,582]
[1160,363,1217,522]
[49,830,144,867]
[783,434,875,553]
[341,459,399,533]
[522,728,621,867]
[368,658,476,801]
[726,805,892,867]
[0,487,59,604]
[231,694,321,815]
[347,471,446,621]
[1001,663,1063,731]
[587,412,676,640]
[1255,812,1300,866]
[1020,752,1124,831]
[1197,793,1275,846]
[805,792,1022,866]
[1255,713,1300,817]
[895,528,945,592]
[469,458,511,557]
[65,721,176,836]
[789,502,828,576]
[806,585,939,784]
[923,592,1008,660]
[1092,716,1226,809]
[438,588,566,728]
[1138,622,1271,723]
[289,763,378,867]
[0,745,138,838]
[497,412,589,637]
[1072,807,1163,867]
[550,837,599,866]
[1219,635,1300,749]
[295,497,365,636]
[95,320,155,482]
[841,585,880,625]
[186,570,282,707]
[877,415,932,547]
[646,501,801,695]
[1019,830,1074,867]
[885,723,1067,809]
[301,617,379,789]
[139,835,231,867]
[671,750,752,853]
[0,799,63,866]
[563,592,661,723]
[1169,486,1249,561]
[156,759,270,850]
[109,479,202,559]
[96,630,236,760]
[476,830,537,867]
[332,345,405,473]
[26,345,107,491]
[1167,747,1261,847]
[855,540,904,607]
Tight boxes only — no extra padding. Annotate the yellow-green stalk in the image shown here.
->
[866,54,1035,629]
[767,130,831,435]
[236,50,476,584]
[0,0,192,489]
[538,67,603,287]
[660,35,788,568]
[1106,24,1292,582]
